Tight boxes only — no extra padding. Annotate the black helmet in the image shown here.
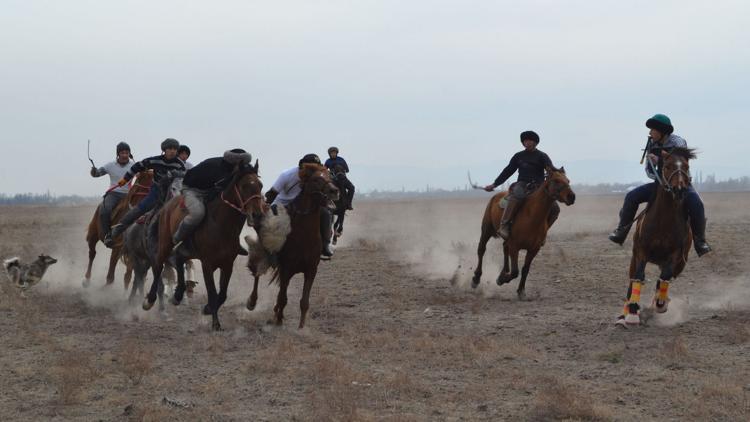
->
[116,142,132,159]
[177,145,191,156]
[161,138,179,152]
[328,146,339,154]
[520,131,540,144]
[298,153,321,167]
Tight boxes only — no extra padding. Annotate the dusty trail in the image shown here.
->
[1,193,748,420]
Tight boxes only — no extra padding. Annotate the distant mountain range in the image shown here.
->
[350,160,748,192]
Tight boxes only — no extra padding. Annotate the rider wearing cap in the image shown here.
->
[324,147,350,173]
[107,138,185,244]
[484,131,559,240]
[266,153,335,258]
[608,114,711,256]
[172,149,253,253]
[90,142,134,246]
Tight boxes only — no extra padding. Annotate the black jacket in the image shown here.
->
[125,154,185,183]
[493,149,553,186]
[183,157,235,191]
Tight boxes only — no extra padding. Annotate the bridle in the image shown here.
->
[649,155,691,195]
[544,175,569,201]
[221,184,263,216]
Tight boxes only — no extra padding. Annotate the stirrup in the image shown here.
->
[171,240,184,254]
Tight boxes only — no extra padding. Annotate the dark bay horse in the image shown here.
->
[330,164,354,245]
[84,171,153,289]
[472,167,575,299]
[617,148,696,327]
[246,163,339,329]
[151,163,265,331]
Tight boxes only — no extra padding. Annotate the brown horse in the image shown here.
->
[147,162,265,331]
[617,148,695,327]
[246,163,339,329]
[83,171,153,289]
[472,167,575,299]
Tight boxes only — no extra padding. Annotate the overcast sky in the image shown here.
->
[1,0,748,195]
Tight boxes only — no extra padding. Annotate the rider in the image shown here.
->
[107,138,185,244]
[90,142,134,247]
[172,149,253,253]
[324,146,350,173]
[607,114,712,256]
[483,131,559,240]
[177,145,194,170]
[265,153,335,259]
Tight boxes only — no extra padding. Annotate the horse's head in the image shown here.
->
[545,166,576,206]
[661,147,695,200]
[299,163,340,203]
[225,160,265,225]
[127,171,154,206]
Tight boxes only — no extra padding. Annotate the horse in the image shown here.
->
[120,174,178,309]
[617,148,695,327]
[246,163,340,329]
[330,164,354,245]
[84,171,153,289]
[472,167,576,300]
[152,162,265,331]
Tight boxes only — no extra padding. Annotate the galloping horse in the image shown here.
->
[618,148,696,326]
[152,162,265,331]
[472,167,575,299]
[246,163,339,329]
[330,164,353,245]
[84,171,153,289]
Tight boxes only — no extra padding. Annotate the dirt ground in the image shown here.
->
[1,192,749,421]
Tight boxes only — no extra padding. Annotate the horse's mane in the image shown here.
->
[669,147,697,160]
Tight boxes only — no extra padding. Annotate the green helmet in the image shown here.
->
[646,114,674,135]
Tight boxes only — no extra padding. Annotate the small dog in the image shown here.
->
[3,255,58,291]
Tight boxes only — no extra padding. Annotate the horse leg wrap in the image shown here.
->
[623,280,643,324]
[654,279,670,312]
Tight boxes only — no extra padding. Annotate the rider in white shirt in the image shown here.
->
[90,142,134,246]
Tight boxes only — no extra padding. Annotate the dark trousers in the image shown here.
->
[99,191,126,234]
[119,185,161,227]
[618,182,706,236]
[320,207,332,245]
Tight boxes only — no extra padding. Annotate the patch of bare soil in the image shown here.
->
[1,193,749,421]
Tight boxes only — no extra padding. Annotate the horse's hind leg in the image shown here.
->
[246,274,261,311]
[84,240,96,288]
[299,269,318,329]
[143,263,163,311]
[516,248,539,301]
[472,226,493,288]
[105,248,119,285]
[171,256,187,306]
[653,264,675,313]
[272,272,292,326]
[497,244,519,285]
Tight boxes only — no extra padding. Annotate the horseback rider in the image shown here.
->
[90,142,134,247]
[324,146,350,173]
[107,138,185,245]
[265,153,335,259]
[608,114,712,256]
[172,144,193,195]
[484,131,560,240]
[172,149,253,254]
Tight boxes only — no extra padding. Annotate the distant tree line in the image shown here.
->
[0,192,98,206]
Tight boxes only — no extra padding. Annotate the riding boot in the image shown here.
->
[107,207,143,246]
[498,196,520,240]
[608,206,637,245]
[172,220,199,254]
[690,217,712,257]
[320,207,334,259]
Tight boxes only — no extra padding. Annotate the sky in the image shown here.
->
[0,0,748,195]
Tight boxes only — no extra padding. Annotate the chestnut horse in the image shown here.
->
[84,171,153,289]
[148,162,265,331]
[617,148,695,327]
[472,167,575,299]
[246,163,339,329]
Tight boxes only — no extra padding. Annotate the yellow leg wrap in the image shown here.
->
[629,281,642,305]
[657,280,669,302]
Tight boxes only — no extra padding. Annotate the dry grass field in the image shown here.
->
[1,192,749,421]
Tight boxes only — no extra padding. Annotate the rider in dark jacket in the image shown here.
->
[484,131,559,240]
[607,114,711,256]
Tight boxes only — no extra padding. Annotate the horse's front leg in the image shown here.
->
[83,239,96,288]
[105,247,119,285]
[143,262,163,311]
[472,228,492,288]
[272,271,292,326]
[200,265,221,330]
[618,256,647,327]
[171,255,187,306]
[497,244,519,285]
[653,264,675,314]
[517,248,539,300]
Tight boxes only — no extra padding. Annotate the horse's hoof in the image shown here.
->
[624,313,640,326]
[496,275,510,286]
[517,291,527,301]
[142,298,155,311]
[202,304,212,315]
[82,279,91,288]
[654,298,670,314]
[170,296,182,306]
[212,322,223,331]
[615,317,629,328]
[246,301,256,312]
[471,275,480,289]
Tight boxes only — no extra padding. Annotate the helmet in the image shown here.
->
[520,131,540,144]
[298,153,321,167]
[116,142,132,158]
[161,138,179,152]
[646,114,674,135]
[328,146,339,154]
[177,145,191,156]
